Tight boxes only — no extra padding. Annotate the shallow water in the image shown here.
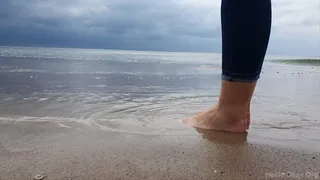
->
[0,46,320,148]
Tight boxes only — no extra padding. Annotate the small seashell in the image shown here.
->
[34,174,46,180]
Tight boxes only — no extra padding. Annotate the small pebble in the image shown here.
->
[312,156,316,159]
[33,174,46,180]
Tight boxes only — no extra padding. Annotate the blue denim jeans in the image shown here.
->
[221,0,272,82]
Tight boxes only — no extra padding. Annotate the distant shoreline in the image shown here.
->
[0,45,217,55]
[1,45,319,58]
[270,59,320,66]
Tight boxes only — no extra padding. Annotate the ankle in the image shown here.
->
[216,103,248,123]
[218,80,255,108]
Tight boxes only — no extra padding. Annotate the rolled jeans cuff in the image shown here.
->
[221,70,260,82]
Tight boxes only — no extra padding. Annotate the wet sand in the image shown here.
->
[1,121,319,180]
[1,47,320,179]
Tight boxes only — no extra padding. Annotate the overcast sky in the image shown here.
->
[0,0,319,56]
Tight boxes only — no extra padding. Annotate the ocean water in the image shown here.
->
[0,46,319,148]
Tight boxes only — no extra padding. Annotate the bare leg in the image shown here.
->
[246,103,251,130]
[185,0,271,132]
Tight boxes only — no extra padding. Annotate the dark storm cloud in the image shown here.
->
[1,0,317,55]
[0,0,221,52]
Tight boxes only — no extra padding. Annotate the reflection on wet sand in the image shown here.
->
[194,128,248,144]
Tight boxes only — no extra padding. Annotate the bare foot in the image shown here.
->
[184,105,249,133]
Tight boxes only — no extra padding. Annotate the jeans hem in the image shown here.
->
[221,74,259,82]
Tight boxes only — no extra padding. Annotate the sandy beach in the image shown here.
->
[0,0,319,176]
[1,121,319,180]
[0,47,319,180]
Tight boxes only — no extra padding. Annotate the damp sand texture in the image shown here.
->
[1,46,320,179]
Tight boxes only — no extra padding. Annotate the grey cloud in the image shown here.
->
[0,0,220,52]
[0,0,318,55]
